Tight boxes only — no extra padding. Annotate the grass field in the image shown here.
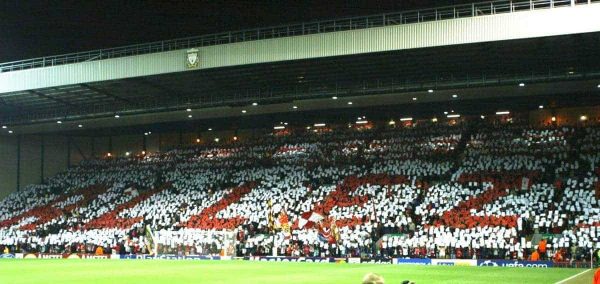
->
[0,260,593,284]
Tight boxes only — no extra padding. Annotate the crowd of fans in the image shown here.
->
[0,121,599,264]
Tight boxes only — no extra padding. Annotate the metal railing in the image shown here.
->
[0,0,597,73]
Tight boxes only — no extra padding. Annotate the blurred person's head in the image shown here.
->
[362,273,384,284]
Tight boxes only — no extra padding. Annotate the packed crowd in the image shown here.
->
[0,122,599,263]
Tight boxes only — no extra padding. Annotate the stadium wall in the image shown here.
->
[70,136,94,163]
[0,135,70,198]
[0,133,158,199]
[530,106,600,126]
[146,134,159,153]
[113,135,144,157]
[0,136,18,199]
[20,136,43,191]
[155,130,246,150]
[0,128,302,197]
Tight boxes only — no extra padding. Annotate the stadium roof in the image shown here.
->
[3,0,585,73]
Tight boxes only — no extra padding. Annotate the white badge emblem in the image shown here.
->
[186,48,199,68]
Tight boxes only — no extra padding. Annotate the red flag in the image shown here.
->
[298,211,324,229]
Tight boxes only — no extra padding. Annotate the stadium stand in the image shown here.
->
[0,120,599,264]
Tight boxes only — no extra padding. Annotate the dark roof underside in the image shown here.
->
[1,32,599,128]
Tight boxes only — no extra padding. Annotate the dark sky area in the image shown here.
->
[0,0,475,63]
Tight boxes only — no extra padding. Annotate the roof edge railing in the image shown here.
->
[0,0,594,73]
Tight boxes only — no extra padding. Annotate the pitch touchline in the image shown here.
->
[554,269,591,284]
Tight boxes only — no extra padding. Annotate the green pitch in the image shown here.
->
[0,259,592,284]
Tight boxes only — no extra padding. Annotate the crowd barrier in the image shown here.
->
[244,256,338,263]
[476,259,553,268]
[553,261,595,268]
[242,256,554,267]
[0,253,230,260]
[2,253,111,259]
[0,253,557,267]
[244,256,393,264]
[394,258,553,268]
[118,254,229,260]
